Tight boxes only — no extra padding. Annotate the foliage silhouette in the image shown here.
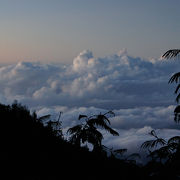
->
[162,49,180,59]
[163,49,180,122]
[141,129,180,178]
[103,145,141,164]
[0,101,145,180]
[67,111,119,152]
[144,50,180,178]
[141,130,166,150]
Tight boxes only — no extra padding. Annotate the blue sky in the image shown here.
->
[0,0,179,63]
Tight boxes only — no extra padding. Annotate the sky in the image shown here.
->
[0,0,180,63]
[1,0,180,159]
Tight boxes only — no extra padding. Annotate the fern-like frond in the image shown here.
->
[153,138,166,147]
[167,142,179,151]
[168,136,180,144]
[149,130,158,138]
[67,125,82,135]
[174,113,180,123]
[168,73,180,84]
[175,93,180,103]
[141,138,166,149]
[175,84,180,94]
[104,110,115,117]
[87,117,119,136]
[155,145,172,159]
[141,140,155,149]
[162,49,180,59]
[85,126,103,146]
[102,123,119,136]
[174,105,180,123]
[97,114,111,125]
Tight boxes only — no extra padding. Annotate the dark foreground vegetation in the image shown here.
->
[1,49,180,179]
[0,102,143,180]
[0,101,180,180]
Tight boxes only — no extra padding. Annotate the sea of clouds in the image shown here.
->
[1,49,180,159]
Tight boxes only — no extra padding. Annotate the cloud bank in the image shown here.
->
[1,50,180,154]
[0,50,178,108]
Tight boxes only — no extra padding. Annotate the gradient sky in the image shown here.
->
[0,0,179,63]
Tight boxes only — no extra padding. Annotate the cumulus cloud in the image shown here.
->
[0,49,178,109]
[1,50,180,154]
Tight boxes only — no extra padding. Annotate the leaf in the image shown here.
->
[97,114,111,125]
[105,126,119,136]
[174,106,180,123]
[168,73,180,83]
[176,93,180,103]
[141,140,155,149]
[78,114,87,120]
[175,84,180,94]
[85,126,103,146]
[174,113,180,123]
[174,105,180,113]
[141,138,166,149]
[167,142,179,151]
[87,118,98,126]
[87,115,119,136]
[67,125,82,134]
[154,138,166,147]
[97,120,119,136]
[104,110,115,117]
[87,117,112,132]
[168,136,180,144]
[162,49,180,59]
[154,146,172,159]
[149,130,158,138]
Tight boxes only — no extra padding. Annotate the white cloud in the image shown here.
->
[0,49,178,109]
[33,105,180,158]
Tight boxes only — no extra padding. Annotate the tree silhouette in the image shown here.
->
[47,111,63,138]
[67,111,119,152]
[141,130,166,150]
[141,130,180,164]
[162,49,180,122]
